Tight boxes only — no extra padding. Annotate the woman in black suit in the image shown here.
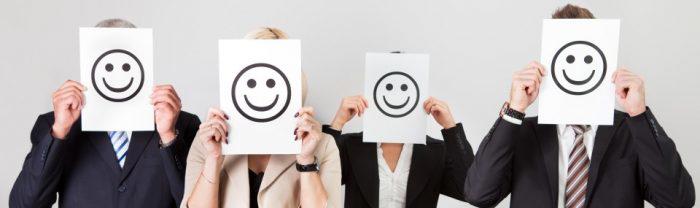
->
[322,95,474,208]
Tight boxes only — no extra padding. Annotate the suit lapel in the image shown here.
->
[259,155,296,192]
[534,123,559,206]
[223,155,250,207]
[584,115,621,206]
[405,141,436,207]
[119,131,154,184]
[348,137,380,208]
[88,132,121,175]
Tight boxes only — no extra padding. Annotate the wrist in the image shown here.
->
[628,105,647,117]
[296,154,315,165]
[159,129,176,143]
[51,124,70,140]
[442,121,457,129]
[329,119,345,131]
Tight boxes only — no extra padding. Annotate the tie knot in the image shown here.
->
[570,125,590,135]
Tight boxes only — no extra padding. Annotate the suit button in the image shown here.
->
[118,185,127,192]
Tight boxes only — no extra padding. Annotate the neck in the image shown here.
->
[248,155,271,174]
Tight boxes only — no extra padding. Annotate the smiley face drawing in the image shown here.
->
[373,71,420,118]
[551,40,607,95]
[91,49,145,102]
[231,63,291,123]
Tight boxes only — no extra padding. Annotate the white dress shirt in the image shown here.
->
[376,143,413,208]
[556,125,596,208]
[502,115,598,207]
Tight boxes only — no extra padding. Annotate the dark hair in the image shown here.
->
[552,4,595,19]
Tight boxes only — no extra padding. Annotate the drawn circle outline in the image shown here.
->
[91,49,145,102]
[231,63,291,123]
[373,71,420,118]
[551,40,607,95]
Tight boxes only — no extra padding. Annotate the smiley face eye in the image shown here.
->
[247,79,257,88]
[400,84,408,91]
[105,63,114,72]
[122,63,131,72]
[386,83,393,91]
[584,55,593,64]
[266,79,276,88]
[566,55,575,64]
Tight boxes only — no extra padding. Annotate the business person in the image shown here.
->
[10,19,201,208]
[464,5,695,208]
[182,27,342,208]
[323,95,473,208]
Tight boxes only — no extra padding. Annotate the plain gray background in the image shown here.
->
[1,0,698,207]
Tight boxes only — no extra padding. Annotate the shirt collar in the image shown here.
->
[556,125,599,136]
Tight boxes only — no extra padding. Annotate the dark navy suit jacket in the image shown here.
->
[10,111,200,208]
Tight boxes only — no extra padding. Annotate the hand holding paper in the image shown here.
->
[612,68,646,116]
[51,80,86,139]
[423,97,456,129]
[508,62,546,112]
[330,95,369,130]
[295,107,323,164]
[151,84,182,143]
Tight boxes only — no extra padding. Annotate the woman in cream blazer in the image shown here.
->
[182,28,342,208]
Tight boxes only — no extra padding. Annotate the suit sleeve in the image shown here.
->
[438,123,474,201]
[464,117,521,207]
[158,114,201,206]
[627,108,695,208]
[322,125,351,185]
[10,114,76,208]
[316,133,343,208]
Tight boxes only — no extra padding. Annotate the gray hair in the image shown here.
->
[95,18,136,28]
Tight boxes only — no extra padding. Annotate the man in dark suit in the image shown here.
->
[464,5,695,208]
[9,19,201,208]
[323,96,474,208]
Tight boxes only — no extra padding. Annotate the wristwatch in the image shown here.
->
[500,102,525,120]
[296,158,320,172]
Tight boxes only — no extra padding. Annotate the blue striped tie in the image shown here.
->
[108,131,130,168]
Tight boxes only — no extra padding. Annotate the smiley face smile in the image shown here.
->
[550,41,607,95]
[102,77,134,93]
[382,95,410,109]
[562,69,595,85]
[91,49,145,102]
[244,94,279,112]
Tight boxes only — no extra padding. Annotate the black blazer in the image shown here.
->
[10,111,200,208]
[322,123,474,208]
[464,109,695,208]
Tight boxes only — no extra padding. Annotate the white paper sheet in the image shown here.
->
[363,53,429,144]
[219,40,302,154]
[80,27,154,131]
[538,19,620,125]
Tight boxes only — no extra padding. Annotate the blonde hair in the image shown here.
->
[244,27,308,104]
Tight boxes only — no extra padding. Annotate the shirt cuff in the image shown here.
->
[322,124,342,136]
[502,114,523,125]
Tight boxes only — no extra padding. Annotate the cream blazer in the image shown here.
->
[181,133,342,208]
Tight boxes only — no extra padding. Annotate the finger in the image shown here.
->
[151,88,181,103]
[53,87,83,105]
[360,97,369,108]
[151,93,181,109]
[297,106,315,117]
[61,80,86,91]
[423,97,435,113]
[55,92,82,110]
[209,116,229,133]
[207,107,228,120]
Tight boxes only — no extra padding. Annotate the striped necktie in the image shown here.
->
[565,125,591,208]
[109,131,130,168]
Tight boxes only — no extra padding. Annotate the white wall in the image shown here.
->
[1,0,698,207]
